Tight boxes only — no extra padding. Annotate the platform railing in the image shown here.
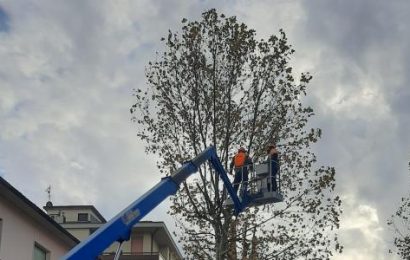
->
[232,160,281,196]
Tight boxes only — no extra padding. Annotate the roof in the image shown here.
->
[0,177,80,247]
[43,204,107,223]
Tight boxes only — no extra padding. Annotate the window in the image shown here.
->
[33,243,48,260]
[77,213,88,222]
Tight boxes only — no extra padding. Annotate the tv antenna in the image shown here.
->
[46,185,52,202]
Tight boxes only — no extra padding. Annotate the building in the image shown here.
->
[44,204,183,260]
[43,204,106,241]
[0,177,79,260]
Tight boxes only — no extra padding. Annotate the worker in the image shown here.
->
[267,144,279,192]
[229,147,253,195]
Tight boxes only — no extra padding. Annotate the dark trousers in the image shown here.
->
[268,164,278,192]
[233,168,248,195]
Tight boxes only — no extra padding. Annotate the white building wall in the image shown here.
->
[47,208,99,223]
[66,228,90,241]
[142,233,151,253]
[140,233,159,253]
[63,227,131,254]
[104,240,131,254]
[159,247,170,260]
[0,197,72,260]
[152,236,159,252]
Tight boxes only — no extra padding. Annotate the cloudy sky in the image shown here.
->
[0,1,409,259]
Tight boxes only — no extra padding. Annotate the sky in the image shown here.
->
[0,1,409,259]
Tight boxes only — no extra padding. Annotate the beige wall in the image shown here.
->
[70,231,153,254]
[140,233,159,253]
[0,197,72,260]
[159,247,170,260]
[66,228,90,241]
[63,227,131,254]
[104,241,131,254]
[159,247,180,260]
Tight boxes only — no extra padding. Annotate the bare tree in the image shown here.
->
[131,9,342,260]
[388,162,410,259]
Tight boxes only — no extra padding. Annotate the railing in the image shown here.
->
[99,252,160,260]
[102,252,160,256]
[233,160,281,196]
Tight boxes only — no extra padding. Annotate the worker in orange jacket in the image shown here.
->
[229,147,253,195]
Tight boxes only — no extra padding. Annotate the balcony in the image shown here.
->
[99,252,165,260]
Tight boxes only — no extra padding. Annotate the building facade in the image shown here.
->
[0,177,79,260]
[44,204,182,260]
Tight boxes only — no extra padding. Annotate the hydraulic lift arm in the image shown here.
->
[62,146,243,260]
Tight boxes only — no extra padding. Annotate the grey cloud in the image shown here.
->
[301,0,410,192]
[0,1,228,253]
[289,1,410,258]
[301,0,409,62]
[0,1,409,259]
[0,5,10,33]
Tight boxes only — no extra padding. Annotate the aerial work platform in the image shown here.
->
[63,146,284,260]
[224,160,283,208]
[224,190,283,207]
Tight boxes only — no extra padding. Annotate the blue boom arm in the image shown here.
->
[63,146,243,260]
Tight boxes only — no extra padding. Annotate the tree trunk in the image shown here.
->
[227,219,238,260]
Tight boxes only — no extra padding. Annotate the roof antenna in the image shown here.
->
[45,185,53,207]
